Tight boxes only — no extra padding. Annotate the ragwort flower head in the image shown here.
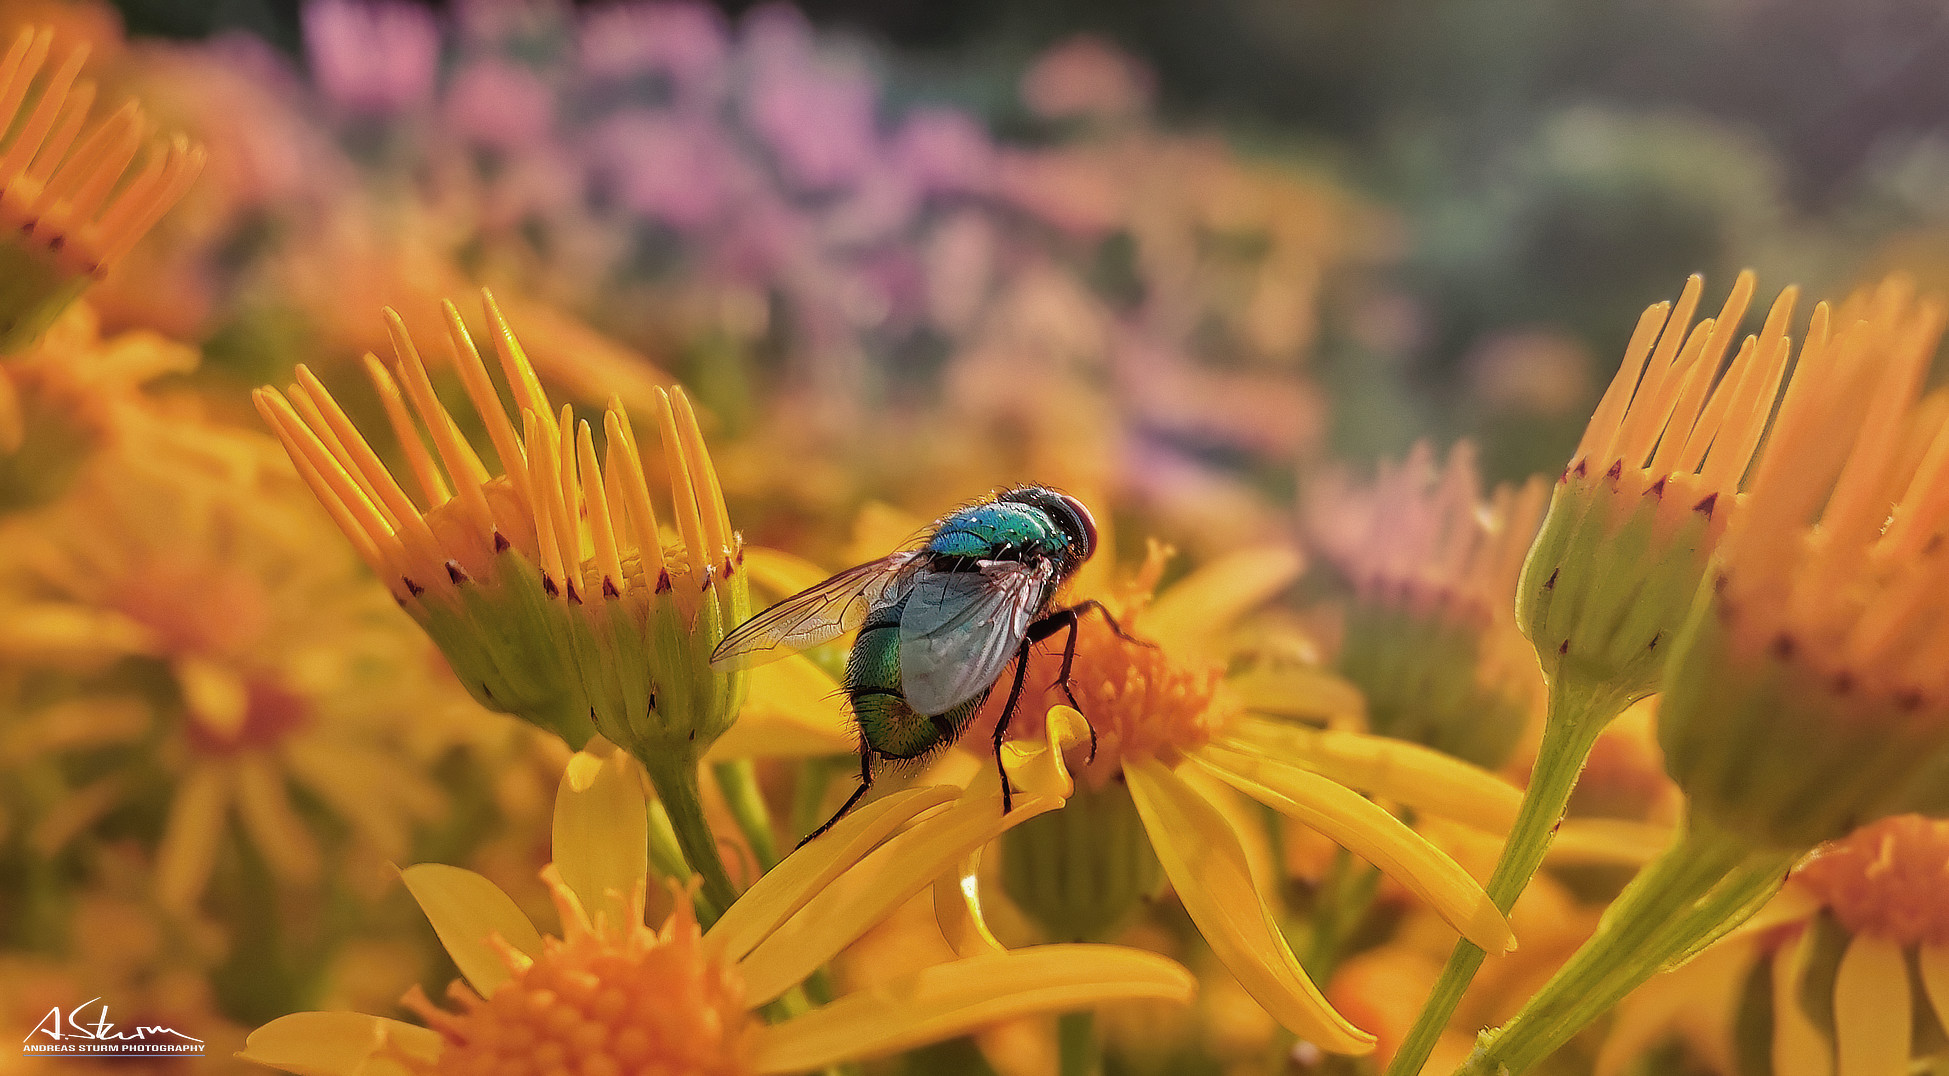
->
[1518,271,1800,706]
[985,541,1518,1054]
[0,420,473,913]
[1662,276,1949,849]
[1602,814,1949,1076]
[240,730,1195,1076]
[0,26,203,352]
[256,291,748,760]
[1308,440,1548,767]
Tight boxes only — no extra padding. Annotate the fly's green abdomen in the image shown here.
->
[846,615,987,761]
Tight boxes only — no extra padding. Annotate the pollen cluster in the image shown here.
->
[982,561,1233,787]
[1793,815,1949,948]
[396,872,753,1076]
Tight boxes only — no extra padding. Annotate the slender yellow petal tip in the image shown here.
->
[238,1012,442,1075]
[398,863,543,997]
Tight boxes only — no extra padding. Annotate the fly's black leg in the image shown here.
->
[1024,600,1155,763]
[992,635,1037,814]
[799,748,874,849]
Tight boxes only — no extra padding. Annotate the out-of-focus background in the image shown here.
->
[103,0,1949,489]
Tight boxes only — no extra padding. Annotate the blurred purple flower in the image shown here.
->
[740,6,880,191]
[894,109,996,195]
[579,2,730,101]
[445,60,556,150]
[302,0,439,116]
[589,111,750,230]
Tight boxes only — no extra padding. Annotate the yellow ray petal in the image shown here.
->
[1547,818,1675,867]
[743,547,849,600]
[156,764,229,913]
[1124,756,1375,1054]
[1721,882,1822,943]
[1774,927,1832,1076]
[934,851,1006,958]
[551,751,649,933]
[1143,546,1304,660]
[234,756,322,885]
[1228,664,1364,725]
[707,785,958,966]
[749,945,1195,1074]
[704,653,855,760]
[1833,934,1909,1076]
[1919,943,1949,1054]
[399,864,543,997]
[734,712,1086,1006]
[1227,717,1521,833]
[239,1011,441,1076]
[1192,745,1512,953]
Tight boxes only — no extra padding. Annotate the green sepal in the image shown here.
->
[0,240,90,356]
[1000,777,1163,943]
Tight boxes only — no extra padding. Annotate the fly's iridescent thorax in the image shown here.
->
[923,488,1093,582]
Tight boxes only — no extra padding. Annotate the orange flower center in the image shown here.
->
[395,873,753,1076]
[978,594,1233,789]
[1793,815,1949,947]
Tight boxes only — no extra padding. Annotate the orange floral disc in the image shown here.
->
[1793,815,1949,948]
[392,871,753,1076]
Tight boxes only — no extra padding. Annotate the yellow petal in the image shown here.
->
[1773,927,1832,1076]
[0,603,159,663]
[749,945,1195,1074]
[1124,756,1375,1054]
[1229,664,1365,725]
[743,547,843,599]
[156,763,230,914]
[238,1011,441,1076]
[1721,881,1822,943]
[177,656,248,738]
[1834,934,1909,1076]
[707,785,957,966]
[705,653,855,760]
[1144,546,1304,660]
[1193,744,1512,953]
[552,750,649,932]
[734,713,1085,1007]
[1227,717,1521,833]
[235,756,322,884]
[934,851,1006,958]
[399,864,543,997]
[1547,819,1674,867]
[1595,951,1720,1076]
[1918,943,1949,1053]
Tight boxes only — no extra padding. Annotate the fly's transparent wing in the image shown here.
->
[710,553,921,670]
[898,560,1055,715]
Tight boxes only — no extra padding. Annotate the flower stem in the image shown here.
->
[1384,678,1619,1076]
[641,753,740,922]
[714,758,781,872]
[1059,1010,1099,1076]
[1456,816,1791,1074]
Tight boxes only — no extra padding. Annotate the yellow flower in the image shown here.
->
[0,419,480,913]
[1662,277,1949,847]
[0,299,196,510]
[239,717,1197,1076]
[1386,271,1809,1076]
[1602,815,1949,1076]
[255,292,746,757]
[980,541,1516,1055]
[1307,439,1548,768]
[0,25,203,352]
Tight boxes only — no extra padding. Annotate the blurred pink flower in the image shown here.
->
[444,59,556,150]
[741,6,880,191]
[894,108,996,195]
[589,111,750,230]
[1022,34,1154,121]
[578,1,730,98]
[302,0,439,116]
[994,148,1127,237]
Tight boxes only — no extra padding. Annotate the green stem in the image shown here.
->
[792,757,840,845]
[642,754,739,923]
[1304,848,1383,984]
[647,798,721,925]
[1059,1010,1098,1076]
[1458,817,1791,1074]
[1384,679,1617,1076]
[715,758,781,873]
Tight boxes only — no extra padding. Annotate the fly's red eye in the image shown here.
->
[1058,493,1098,558]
